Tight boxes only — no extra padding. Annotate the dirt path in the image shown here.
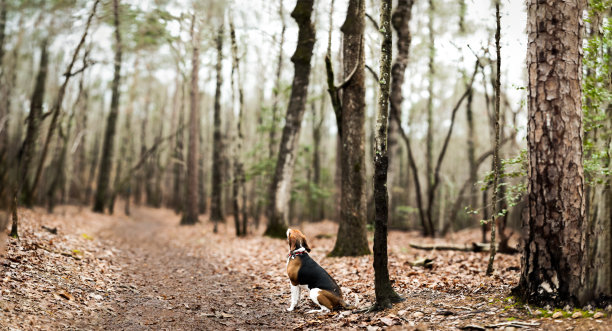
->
[2,206,610,330]
[93,207,299,330]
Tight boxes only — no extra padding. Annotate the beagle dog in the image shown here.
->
[286,229,353,313]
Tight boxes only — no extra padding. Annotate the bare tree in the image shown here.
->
[329,0,370,256]
[180,13,200,225]
[210,21,225,232]
[229,15,247,236]
[269,0,286,159]
[486,0,501,276]
[372,0,403,310]
[28,0,100,206]
[93,0,122,213]
[264,0,316,238]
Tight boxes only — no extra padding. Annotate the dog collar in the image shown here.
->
[288,250,307,259]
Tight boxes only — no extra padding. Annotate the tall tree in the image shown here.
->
[264,0,316,238]
[515,0,592,305]
[93,0,122,213]
[388,0,414,227]
[329,0,370,256]
[486,0,502,276]
[371,0,403,310]
[0,0,5,69]
[180,13,200,225]
[210,21,224,232]
[230,15,247,236]
[269,0,286,159]
[11,38,49,236]
[425,0,435,217]
[27,0,100,206]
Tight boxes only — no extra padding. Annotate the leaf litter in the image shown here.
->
[1,205,610,330]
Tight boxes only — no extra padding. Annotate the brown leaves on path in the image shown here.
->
[1,205,610,330]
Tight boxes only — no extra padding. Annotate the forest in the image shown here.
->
[0,0,611,329]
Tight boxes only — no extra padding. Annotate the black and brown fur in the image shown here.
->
[286,229,353,311]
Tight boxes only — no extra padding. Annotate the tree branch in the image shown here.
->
[365,64,379,82]
[426,59,480,227]
[391,109,427,236]
[365,13,381,34]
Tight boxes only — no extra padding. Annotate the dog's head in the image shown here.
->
[286,228,311,253]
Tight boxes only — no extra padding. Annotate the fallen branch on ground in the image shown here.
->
[409,242,517,254]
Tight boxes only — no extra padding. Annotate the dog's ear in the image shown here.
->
[288,230,298,251]
[302,236,311,252]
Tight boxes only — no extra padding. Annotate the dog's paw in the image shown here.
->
[287,307,295,312]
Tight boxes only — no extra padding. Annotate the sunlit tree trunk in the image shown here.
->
[264,0,316,238]
[330,0,370,256]
[93,0,122,213]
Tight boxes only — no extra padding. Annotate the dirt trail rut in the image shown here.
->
[94,208,298,330]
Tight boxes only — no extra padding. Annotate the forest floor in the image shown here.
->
[1,205,610,330]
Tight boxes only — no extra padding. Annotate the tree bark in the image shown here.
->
[463,81,480,238]
[173,74,185,214]
[486,0,501,276]
[515,0,591,306]
[180,14,200,225]
[425,0,435,216]
[210,22,225,230]
[28,0,100,206]
[19,38,49,202]
[93,0,122,213]
[371,0,402,311]
[264,0,316,238]
[0,0,6,70]
[230,16,246,236]
[329,0,370,256]
[388,0,414,228]
[311,98,324,222]
[269,0,286,159]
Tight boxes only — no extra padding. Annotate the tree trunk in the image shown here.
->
[47,114,72,213]
[371,0,402,311]
[0,0,5,70]
[180,14,200,226]
[173,76,185,214]
[425,0,435,222]
[311,98,324,222]
[198,128,207,214]
[230,16,246,236]
[264,0,316,238]
[389,0,414,228]
[486,1,501,276]
[269,0,286,159]
[465,85,481,240]
[329,0,370,256]
[210,22,225,230]
[18,38,49,210]
[93,0,122,213]
[515,0,591,306]
[28,0,100,206]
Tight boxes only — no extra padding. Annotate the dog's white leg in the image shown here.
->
[287,284,301,311]
[307,288,330,314]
